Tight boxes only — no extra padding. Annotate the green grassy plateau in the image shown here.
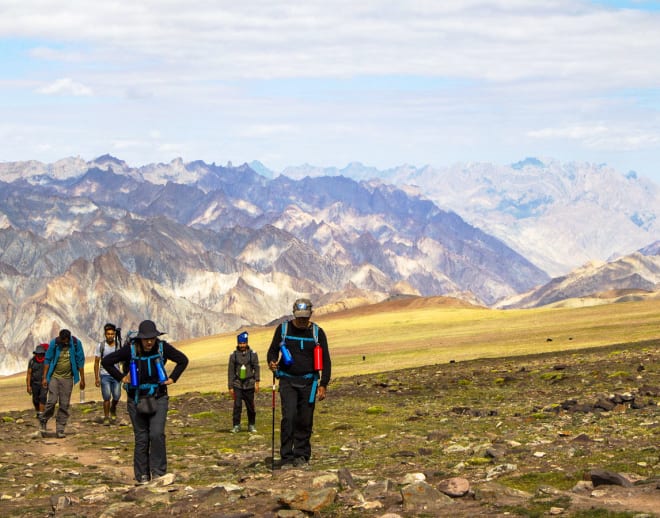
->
[1,296,658,411]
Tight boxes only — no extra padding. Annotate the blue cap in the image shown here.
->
[237,332,248,344]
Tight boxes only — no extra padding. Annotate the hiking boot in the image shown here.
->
[248,424,257,433]
[292,457,308,468]
[274,458,293,470]
[231,425,240,433]
[103,417,111,426]
[56,430,66,439]
[136,475,150,485]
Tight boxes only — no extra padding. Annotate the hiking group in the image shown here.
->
[29,297,331,483]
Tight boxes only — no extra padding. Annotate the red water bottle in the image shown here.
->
[314,344,323,371]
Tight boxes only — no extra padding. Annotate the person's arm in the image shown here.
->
[76,339,86,390]
[94,356,101,387]
[42,342,54,387]
[253,352,260,392]
[319,327,331,387]
[102,346,130,382]
[163,343,188,384]
[41,363,49,387]
[26,364,32,393]
[267,326,282,371]
[228,353,234,392]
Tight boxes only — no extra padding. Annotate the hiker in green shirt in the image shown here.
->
[40,329,86,438]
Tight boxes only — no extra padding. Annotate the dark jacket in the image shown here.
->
[102,340,188,399]
[266,320,331,387]
[228,347,260,390]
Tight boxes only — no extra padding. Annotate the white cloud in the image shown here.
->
[37,78,93,96]
[238,124,298,138]
[2,1,660,182]
[528,124,660,151]
[2,1,659,85]
[29,46,86,62]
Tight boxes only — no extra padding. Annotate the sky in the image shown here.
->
[2,0,660,183]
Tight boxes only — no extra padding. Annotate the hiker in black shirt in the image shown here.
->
[267,298,331,468]
[102,320,188,485]
[26,344,48,419]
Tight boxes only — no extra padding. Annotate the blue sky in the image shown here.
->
[2,1,660,183]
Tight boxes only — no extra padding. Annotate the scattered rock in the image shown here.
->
[401,481,454,513]
[437,477,470,497]
[277,487,337,512]
[590,469,634,488]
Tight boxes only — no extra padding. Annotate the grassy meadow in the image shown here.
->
[1,296,658,412]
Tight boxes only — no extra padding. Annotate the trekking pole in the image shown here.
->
[271,372,276,473]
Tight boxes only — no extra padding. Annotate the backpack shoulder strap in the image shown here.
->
[312,323,319,343]
[100,341,105,358]
[281,321,288,338]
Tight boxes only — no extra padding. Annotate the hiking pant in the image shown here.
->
[127,395,169,481]
[232,386,256,427]
[42,377,74,433]
[100,373,122,402]
[30,381,47,411]
[279,377,315,462]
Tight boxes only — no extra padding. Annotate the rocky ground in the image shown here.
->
[1,340,658,517]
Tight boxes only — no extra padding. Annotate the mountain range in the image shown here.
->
[274,157,659,277]
[0,155,658,375]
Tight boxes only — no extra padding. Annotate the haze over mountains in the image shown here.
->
[274,157,660,277]
[0,155,658,375]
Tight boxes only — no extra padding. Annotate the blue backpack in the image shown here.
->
[126,339,167,402]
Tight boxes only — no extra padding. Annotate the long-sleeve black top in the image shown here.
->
[267,320,331,387]
[102,340,188,399]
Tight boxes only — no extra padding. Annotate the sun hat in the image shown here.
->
[135,320,165,339]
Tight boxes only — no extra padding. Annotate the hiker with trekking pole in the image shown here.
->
[267,298,331,469]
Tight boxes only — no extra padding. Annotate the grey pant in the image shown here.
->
[42,377,74,432]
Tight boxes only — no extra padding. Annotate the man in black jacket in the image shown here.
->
[267,298,331,468]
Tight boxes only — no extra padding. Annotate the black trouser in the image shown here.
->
[31,381,47,411]
[278,377,315,462]
[232,386,256,427]
[127,396,169,482]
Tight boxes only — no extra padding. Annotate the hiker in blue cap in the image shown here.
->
[228,331,260,433]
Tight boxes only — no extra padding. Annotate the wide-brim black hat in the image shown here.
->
[135,320,165,339]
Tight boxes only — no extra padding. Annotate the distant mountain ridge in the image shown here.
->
[278,158,660,277]
[0,156,547,375]
[496,247,660,309]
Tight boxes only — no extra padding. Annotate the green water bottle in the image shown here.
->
[239,364,247,380]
